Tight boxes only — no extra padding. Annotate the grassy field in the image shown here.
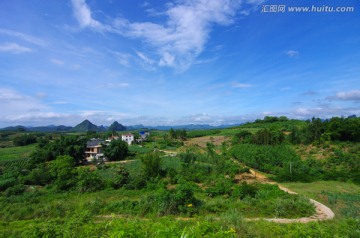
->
[281,181,360,196]
[281,181,360,219]
[218,127,259,136]
[0,144,36,161]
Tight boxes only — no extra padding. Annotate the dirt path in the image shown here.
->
[243,168,335,223]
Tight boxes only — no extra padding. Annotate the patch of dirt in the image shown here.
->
[184,136,229,148]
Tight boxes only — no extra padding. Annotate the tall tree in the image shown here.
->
[104,139,128,161]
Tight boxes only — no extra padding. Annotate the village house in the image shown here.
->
[85,138,105,162]
[139,131,150,141]
[136,131,150,143]
[121,133,134,145]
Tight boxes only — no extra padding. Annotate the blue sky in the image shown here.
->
[0,0,359,127]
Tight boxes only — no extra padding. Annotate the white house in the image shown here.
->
[122,134,134,145]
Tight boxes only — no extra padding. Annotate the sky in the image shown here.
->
[0,0,359,127]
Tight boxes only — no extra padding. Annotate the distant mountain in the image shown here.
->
[29,125,72,132]
[0,120,239,133]
[124,124,146,130]
[0,125,28,132]
[72,119,102,132]
[108,121,126,131]
[126,124,238,131]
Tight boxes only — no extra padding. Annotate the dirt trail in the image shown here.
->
[243,168,335,223]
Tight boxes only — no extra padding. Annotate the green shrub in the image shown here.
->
[205,177,233,197]
[139,180,200,216]
[76,169,105,193]
[0,177,16,191]
[232,182,258,199]
[111,166,130,189]
[5,184,26,196]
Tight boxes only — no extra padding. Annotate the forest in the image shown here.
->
[0,116,359,237]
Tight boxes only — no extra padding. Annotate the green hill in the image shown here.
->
[108,121,126,131]
[71,119,104,132]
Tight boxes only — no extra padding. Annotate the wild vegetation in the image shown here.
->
[0,116,359,237]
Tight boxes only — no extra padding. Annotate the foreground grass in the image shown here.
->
[1,212,358,238]
[0,144,36,161]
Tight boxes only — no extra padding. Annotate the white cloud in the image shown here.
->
[0,28,47,47]
[330,90,360,101]
[70,0,246,70]
[0,43,32,53]
[70,0,106,31]
[0,88,49,121]
[232,83,252,88]
[35,92,48,99]
[97,82,130,89]
[136,51,155,65]
[285,50,299,58]
[51,58,65,66]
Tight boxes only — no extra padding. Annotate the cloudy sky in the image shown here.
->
[0,0,359,127]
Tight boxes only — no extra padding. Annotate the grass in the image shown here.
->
[0,144,36,161]
[280,181,360,219]
[218,127,259,136]
[280,181,360,196]
[128,145,152,154]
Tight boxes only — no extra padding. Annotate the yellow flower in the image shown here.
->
[186,203,193,207]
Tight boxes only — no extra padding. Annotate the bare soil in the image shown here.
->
[184,136,228,148]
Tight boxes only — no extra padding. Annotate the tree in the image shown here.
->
[30,135,86,165]
[303,117,325,144]
[112,166,130,189]
[169,128,177,139]
[48,155,77,191]
[289,126,301,144]
[104,139,128,161]
[179,150,197,165]
[178,129,187,140]
[13,133,37,146]
[232,130,252,144]
[140,152,163,178]
[76,169,104,193]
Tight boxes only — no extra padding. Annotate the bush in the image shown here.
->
[140,152,164,179]
[13,134,37,146]
[205,177,233,197]
[0,177,16,191]
[111,166,130,189]
[5,184,26,196]
[139,180,200,216]
[232,182,258,199]
[76,169,105,193]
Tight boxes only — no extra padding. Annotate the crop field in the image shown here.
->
[0,144,36,161]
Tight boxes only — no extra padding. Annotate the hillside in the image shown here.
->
[71,119,106,132]
[0,115,359,237]
[108,121,126,131]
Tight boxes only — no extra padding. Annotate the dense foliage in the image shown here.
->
[12,133,38,146]
[103,139,128,161]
